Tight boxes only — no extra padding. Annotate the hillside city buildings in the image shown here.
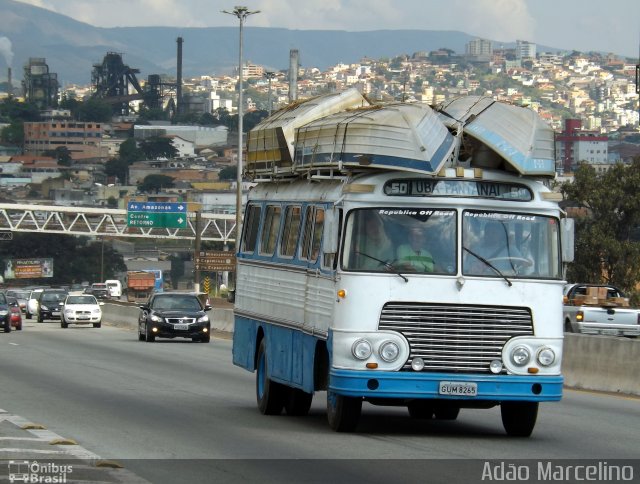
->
[0,38,639,211]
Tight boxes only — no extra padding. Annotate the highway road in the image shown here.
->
[1,321,639,483]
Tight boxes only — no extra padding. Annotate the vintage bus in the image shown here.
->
[232,167,574,436]
[232,91,573,436]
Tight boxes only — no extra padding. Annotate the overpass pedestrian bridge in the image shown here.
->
[0,203,237,242]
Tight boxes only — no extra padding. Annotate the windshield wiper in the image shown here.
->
[462,247,512,287]
[355,251,408,283]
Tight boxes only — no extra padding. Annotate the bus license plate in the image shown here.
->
[439,381,477,396]
[173,324,189,330]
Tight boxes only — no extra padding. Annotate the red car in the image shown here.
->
[6,296,23,330]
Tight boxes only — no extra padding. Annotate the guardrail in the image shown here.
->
[102,302,640,397]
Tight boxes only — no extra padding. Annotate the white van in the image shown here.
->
[105,280,122,298]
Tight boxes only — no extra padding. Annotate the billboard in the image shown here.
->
[3,258,54,279]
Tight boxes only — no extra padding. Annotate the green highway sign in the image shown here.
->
[127,202,188,229]
[127,212,188,228]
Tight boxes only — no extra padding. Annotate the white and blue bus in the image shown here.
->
[232,166,574,436]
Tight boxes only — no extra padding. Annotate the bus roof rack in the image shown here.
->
[245,91,556,181]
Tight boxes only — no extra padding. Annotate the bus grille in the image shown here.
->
[378,302,533,373]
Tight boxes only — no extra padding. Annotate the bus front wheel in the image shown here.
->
[327,390,362,432]
[256,340,285,415]
[501,401,538,437]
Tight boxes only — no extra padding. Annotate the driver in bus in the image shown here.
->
[396,226,435,272]
[357,212,393,270]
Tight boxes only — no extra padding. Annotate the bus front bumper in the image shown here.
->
[329,368,563,402]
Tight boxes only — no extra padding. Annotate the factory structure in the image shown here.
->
[13,38,301,121]
[4,38,299,163]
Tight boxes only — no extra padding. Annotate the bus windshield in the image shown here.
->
[342,208,562,279]
[462,210,561,279]
[342,208,457,275]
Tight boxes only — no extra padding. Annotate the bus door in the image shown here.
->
[300,205,330,328]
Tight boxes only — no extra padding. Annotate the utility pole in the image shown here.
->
[222,6,260,243]
[194,211,201,292]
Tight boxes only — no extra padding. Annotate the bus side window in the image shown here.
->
[280,205,302,258]
[259,205,281,256]
[241,204,261,253]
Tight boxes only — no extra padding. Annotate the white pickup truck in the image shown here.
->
[563,284,640,337]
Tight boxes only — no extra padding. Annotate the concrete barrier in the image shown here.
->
[103,302,640,396]
[562,333,640,396]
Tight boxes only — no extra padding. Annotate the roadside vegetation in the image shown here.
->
[560,157,640,304]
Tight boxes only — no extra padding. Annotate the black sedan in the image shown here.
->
[138,292,212,343]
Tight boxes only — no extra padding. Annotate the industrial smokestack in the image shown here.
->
[176,37,183,116]
[7,67,11,96]
[289,49,299,103]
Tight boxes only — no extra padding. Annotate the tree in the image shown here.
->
[137,106,169,122]
[213,107,235,130]
[243,110,269,132]
[0,120,25,146]
[0,98,40,122]
[218,165,237,180]
[77,98,113,122]
[43,146,72,166]
[105,157,130,184]
[139,136,178,159]
[59,93,80,115]
[139,174,175,193]
[118,138,144,164]
[561,159,640,300]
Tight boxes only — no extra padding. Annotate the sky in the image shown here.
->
[14,0,640,58]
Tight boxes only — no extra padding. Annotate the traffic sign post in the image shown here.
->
[127,202,188,229]
[194,251,236,271]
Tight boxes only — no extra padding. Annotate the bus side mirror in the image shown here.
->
[560,218,575,263]
[323,208,339,254]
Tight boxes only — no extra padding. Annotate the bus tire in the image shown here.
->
[256,340,285,415]
[501,401,538,437]
[284,388,313,416]
[327,390,362,432]
[564,319,573,333]
[407,401,433,419]
[434,405,460,420]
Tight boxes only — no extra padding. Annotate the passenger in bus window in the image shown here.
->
[396,226,435,272]
[356,212,393,270]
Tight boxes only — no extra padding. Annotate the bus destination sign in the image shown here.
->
[383,179,532,201]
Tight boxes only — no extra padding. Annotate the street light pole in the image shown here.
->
[222,6,260,245]
[264,71,275,115]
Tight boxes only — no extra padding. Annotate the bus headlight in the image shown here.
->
[511,346,531,366]
[379,341,400,362]
[537,347,556,366]
[351,339,372,360]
